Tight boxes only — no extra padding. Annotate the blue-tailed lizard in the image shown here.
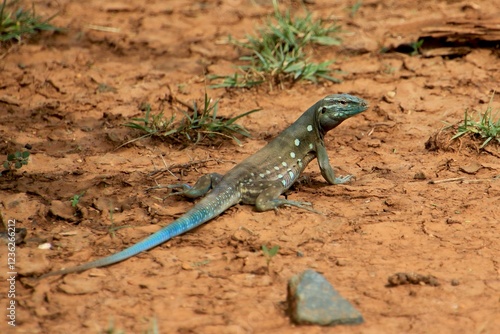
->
[41,94,368,278]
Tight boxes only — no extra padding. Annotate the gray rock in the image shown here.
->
[287,269,364,326]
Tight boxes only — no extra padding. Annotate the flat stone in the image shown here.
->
[287,269,364,326]
[15,248,51,276]
[59,276,101,295]
[49,200,76,221]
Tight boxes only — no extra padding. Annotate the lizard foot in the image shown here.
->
[165,184,192,197]
[282,200,323,215]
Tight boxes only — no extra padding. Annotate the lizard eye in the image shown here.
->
[319,106,326,114]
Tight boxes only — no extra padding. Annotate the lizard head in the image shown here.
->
[316,94,368,133]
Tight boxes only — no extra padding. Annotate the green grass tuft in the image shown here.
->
[0,0,61,42]
[451,93,500,149]
[123,94,260,146]
[210,0,342,89]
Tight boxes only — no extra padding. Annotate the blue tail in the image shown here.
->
[41,204,222,278]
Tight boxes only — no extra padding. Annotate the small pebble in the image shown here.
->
[38,243,52,250]
[413,171,426,180]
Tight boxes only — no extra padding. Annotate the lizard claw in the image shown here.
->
[334,174,353,184]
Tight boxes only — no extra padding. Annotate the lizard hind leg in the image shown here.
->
[167,173,224,199]
[254,182,321,214]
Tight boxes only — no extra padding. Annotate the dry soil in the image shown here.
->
[1,1,499,333]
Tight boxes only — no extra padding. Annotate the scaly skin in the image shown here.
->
[40,94,368,278]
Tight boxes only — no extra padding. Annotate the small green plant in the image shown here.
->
[381,63,396,75]
[0,0,61,42]
[124,94,260,146]
[410,39,424,56]
[70,192,85,208]
[262,244,280,272]
[209,73,263,89]
[451,94,500,149]
[144,318,159,334]
[2,150,29,175]
[106,207,132,238]
[210,0,341,89]
[102,319,125,334]
[96,82,117,94]
[347,0,363,18]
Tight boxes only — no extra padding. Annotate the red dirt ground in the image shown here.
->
[1,1,499,333]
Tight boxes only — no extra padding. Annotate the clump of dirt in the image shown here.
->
[425,124,473,152]
[426,124,500,156]
[387,272,440,287]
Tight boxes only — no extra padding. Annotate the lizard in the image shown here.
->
[40,93,368,278]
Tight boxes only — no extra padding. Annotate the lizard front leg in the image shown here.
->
[168,173,223,199]
[316,143,352,184]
